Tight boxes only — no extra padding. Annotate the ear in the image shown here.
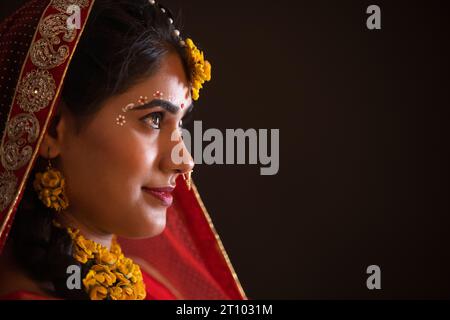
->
[38,107,68,159]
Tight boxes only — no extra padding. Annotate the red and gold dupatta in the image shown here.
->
[0,0,246,300]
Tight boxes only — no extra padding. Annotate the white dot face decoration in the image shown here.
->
[116,114,126,126]
[116,95,149,127]
[153,91,163,99]
[116,91,187,127]
[137,95,149,105]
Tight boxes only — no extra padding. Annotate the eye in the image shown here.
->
[142,112,163,129]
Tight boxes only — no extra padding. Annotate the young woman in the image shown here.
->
[0,0,246,300]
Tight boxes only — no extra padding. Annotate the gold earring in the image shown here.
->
[33,149,69,212]
[183,170,193,191]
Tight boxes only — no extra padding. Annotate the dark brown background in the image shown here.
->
[1,0,449,299]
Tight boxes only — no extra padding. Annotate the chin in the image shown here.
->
[127,208,168,239]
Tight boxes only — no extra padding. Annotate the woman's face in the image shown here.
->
[42,53,194,238]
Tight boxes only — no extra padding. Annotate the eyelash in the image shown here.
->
[141,111,184,130]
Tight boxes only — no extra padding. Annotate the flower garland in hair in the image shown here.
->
[149,1,211,100]
[184,38,212,101]
[65,227,146,300]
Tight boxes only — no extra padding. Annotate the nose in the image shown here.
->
[173,143,195,175]
[161,129,195,177]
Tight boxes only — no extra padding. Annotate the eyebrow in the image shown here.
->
[130,99,194,115]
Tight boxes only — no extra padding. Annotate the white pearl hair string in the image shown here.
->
[148,0,185,46]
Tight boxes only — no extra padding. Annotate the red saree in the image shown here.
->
[0,0,246,300]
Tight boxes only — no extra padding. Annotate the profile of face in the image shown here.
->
[39,53,195,239]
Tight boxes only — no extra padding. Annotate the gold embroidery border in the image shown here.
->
[191,180,248,300]
[0,0,95,245]
[0,0,52,241]
[0,2,247,301]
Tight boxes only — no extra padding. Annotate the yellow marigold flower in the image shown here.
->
[117,257,135,278]
[41,170,61,188]
[77,236,98,255]
[92,265,117,286]
[121,286,137,300]
[83,265,117,300]
[96,247,118,265]
[185,38,212,101]
[64,227,146,300]
[67,229,94,263]
[114,272,131,287]
[110,238,123,256]
[109,286,124,300]
[83,270,98,288]
[33,169,69,211]
[134,281,147,300]
[66,227,78,239]
[89,285,108,300]
[73,248,92,264]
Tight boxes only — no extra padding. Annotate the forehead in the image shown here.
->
[140,53,191,102]
[95,53,192,116]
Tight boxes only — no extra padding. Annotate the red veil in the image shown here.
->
[0,0,246,300]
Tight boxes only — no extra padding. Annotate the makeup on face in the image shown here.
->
[116,91,192,127]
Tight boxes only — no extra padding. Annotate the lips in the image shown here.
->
[142,186,174,207]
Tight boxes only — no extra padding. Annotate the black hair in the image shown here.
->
[63,0,191,129]
[7,0,193,299]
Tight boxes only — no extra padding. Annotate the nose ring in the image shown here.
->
[183,170,193,190]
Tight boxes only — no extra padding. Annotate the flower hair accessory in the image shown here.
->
[148,0,212,101]
[185,38,212,101]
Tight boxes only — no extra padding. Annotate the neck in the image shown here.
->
[56,211,113,250]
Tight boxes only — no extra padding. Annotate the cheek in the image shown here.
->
[70,125,155,184]
[61,121,164,236]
